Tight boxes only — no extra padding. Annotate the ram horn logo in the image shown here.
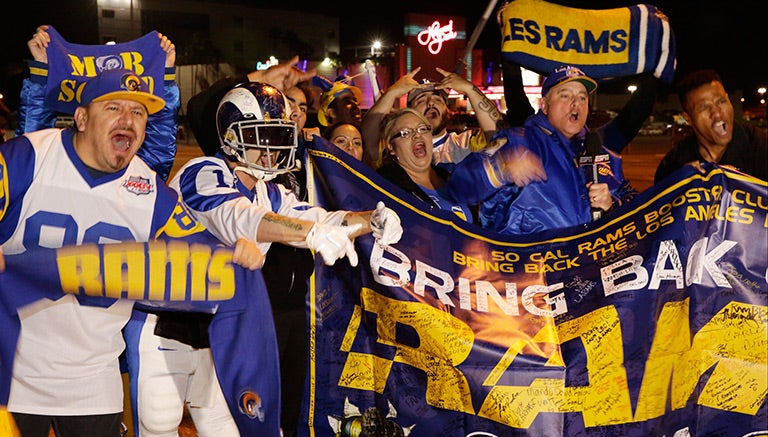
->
[239,390,265,421]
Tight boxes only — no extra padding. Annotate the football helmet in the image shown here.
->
[216,82,299,181]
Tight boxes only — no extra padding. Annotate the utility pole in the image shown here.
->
[455,0,500,75]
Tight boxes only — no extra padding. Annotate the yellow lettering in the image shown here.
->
[338,288,476,414]
[491,250,521,263]
[189,244,212,300]
[55,241,237,302]
[479,306,632,427]
[207,246,236,300]
[57,80,79,104]
[119,52,145,74]
[523,258,579,273]
[146,241,167,300]
[635,300,767,419]
[103,242,146,299]
[167,240,190,300]
[66,54,98,77]
[57,245,103,296]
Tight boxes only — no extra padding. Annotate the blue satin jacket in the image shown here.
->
[447,111,636,236]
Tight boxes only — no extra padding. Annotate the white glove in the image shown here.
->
[305,223,361,267]
[370,201,403,246]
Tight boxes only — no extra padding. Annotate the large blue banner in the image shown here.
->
[302,138,767,436]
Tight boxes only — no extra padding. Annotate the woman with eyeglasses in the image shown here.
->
[377,108,475,223]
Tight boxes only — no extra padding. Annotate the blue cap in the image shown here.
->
[541,65,597,97]
[407,78,448,106]
[80,69,165,114]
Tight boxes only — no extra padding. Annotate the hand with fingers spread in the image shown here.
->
[494,142,547,187]
[385,67,423,99]
[247,55,316,92]
[360,67,427,165]
[435,67,474,96]
[435,66,503,139]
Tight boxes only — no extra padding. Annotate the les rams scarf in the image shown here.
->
[498,0,676,83]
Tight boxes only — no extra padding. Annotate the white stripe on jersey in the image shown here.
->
[1,128,176,415]
[169,155,347,253]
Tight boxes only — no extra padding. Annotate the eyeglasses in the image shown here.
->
[390,124,431,141]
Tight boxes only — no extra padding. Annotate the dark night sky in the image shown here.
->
[331,0,767,98]
[4,0,767,110]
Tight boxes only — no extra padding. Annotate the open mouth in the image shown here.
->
[412,142,427,158]
[713,120,728,136]
[111,134,132,152]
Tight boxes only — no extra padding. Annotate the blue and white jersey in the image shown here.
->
[0,128,199,415]
[169,152,347,253]
[431,128,486,166]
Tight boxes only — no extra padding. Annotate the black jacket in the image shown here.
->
[655,123,768,183]
[377,161,479,224]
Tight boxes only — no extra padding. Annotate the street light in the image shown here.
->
[627,84,637,94]
[371,40,381,57]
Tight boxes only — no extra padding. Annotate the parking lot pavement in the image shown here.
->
[622,134,673,192]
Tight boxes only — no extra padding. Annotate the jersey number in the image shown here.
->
[23,210,135,250]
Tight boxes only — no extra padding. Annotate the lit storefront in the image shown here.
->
[320,12,543,117]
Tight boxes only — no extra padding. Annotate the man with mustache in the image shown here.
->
[361,66,503,169]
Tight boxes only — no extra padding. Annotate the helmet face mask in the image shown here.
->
[217,83,299,180]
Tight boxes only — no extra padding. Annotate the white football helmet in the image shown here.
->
[216,82,299,181]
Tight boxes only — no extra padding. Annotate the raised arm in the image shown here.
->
[501,60,535,127]
[601,72,667,153]
[435,67,504,141]
[15,25,56,136]
[139,32,179,181]
[361,67,422,167]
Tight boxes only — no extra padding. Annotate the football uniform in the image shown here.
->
[125,152,348,436]
[0,128,199,416]
[169,153,349,248]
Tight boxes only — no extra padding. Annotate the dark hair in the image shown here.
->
[322,121,359,141]
[294,80,314,109]
[676,69,723,110]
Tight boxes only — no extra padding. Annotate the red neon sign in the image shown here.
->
[417,20,458,55]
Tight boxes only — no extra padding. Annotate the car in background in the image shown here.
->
[638,121,672,136]
[54,114,74,128]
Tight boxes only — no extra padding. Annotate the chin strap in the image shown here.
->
[233,166,278,182]
[232,157,302,182]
